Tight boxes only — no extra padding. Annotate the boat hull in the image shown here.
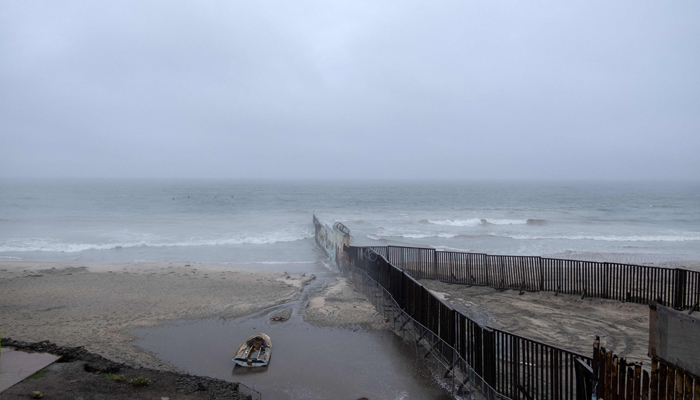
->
[232,358,269,367]
[232,333,271,368]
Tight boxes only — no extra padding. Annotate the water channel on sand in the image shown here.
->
[133,268,452,400]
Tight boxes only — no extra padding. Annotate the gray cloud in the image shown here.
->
[1,0,699,180]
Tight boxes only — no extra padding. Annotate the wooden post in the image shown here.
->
[634,364,642,400]
[626,367,634,400]
[674,369,683,400]
[612,357,619,400]
[593,337,601,377]
[659,363,667,400]
[606,352,613,400]
[666,366,675,400]
[642,370,649,400]
[683,374,691,400]
[650,359,659,400]
[598,346,606,400]
[694,378,700,400]
[620,359,628,400]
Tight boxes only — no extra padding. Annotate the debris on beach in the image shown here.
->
[303,274,316,286]
[269,309,291,322]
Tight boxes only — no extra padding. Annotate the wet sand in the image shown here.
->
[0,260,449,399]
[304,277,390,330]
[0,261,314,369]
[419,280,651,362]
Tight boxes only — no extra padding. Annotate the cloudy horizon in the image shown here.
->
[2,1,699,181]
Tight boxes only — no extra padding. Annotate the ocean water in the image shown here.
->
[1,180,699,266]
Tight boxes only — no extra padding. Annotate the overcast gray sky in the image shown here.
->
[1,1,698,180]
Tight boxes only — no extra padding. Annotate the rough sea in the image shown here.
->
[1,180,699,267]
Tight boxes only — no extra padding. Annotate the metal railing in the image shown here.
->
[374,245,699,310]
[345,246,592,400]
[339,250,502,400]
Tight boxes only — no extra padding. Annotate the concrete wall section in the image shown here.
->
[649,303,700,376]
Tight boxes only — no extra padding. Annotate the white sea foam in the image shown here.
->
[367,232,458,240]
[493,233,700,242]
[0,231,313,253]
[426,218,539,226]
[224,261,316,265]
[427,219,482,226]
[481,218,529,225]
[430,245,474,252]
[367,230,700,243]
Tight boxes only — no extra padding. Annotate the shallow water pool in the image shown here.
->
[133,311,452,399]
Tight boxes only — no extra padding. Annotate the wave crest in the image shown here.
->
[0,231,313,253]
[368,232,458,240]
[426,218,545,226]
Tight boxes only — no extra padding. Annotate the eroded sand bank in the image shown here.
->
[304,277,390,330]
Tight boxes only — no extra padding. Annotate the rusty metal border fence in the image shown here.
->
[592,339,700,400]
[346,246,592,400]
[339,248,501,400]
[380,246,700,310]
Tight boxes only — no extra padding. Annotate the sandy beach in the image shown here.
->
[420,279,651,362]
[0,261,323,370]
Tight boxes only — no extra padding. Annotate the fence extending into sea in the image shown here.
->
[345,245,592,400]
[313,215,700,400]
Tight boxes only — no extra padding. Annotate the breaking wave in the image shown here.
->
[368,232,459,240]
[0,231,313,253]
[423,219,481,226]
[424,218,547,226]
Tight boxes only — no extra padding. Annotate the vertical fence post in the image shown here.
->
[659,363,667,400]
[575,358,595,400]
[613,356,619,400]
[674,369,683,400]
[666,366,675,400]
[683,374,691,400]
[673,269,687,309]
[483,328,496,389]
[651,359,659,400]
[633,364,641,400]
[605,351,612,400]
[434,249,438,281]
[642,370,649,400]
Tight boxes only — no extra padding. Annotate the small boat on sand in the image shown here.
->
[233,333,272,367]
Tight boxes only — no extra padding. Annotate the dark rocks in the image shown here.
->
[1,337,258,399]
